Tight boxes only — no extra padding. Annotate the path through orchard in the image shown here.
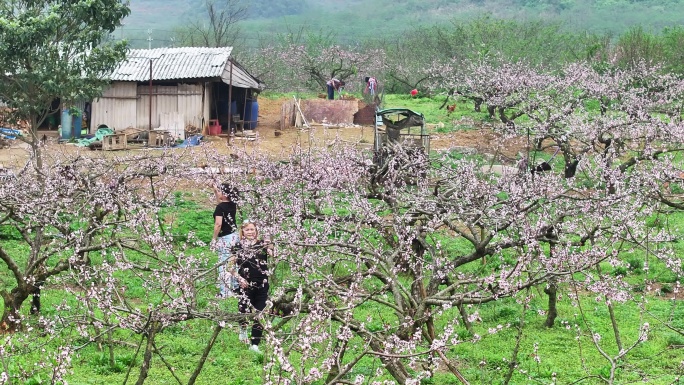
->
[0,97,530,170]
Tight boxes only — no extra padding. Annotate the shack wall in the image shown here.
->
[90,82,137,131]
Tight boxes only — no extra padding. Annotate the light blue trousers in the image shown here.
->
[217,232,239,296]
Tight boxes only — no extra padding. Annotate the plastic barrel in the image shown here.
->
[72,114,82,139]
[60,109,72,140]
[243,99,258,130]
[60,108,84,139]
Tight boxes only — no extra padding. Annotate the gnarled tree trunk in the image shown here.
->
[1,286,32,332]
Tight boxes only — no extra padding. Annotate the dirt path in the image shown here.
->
[0,97,529,167]
[227,96,528,161]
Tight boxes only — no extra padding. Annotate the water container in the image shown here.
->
[243,99,259,130]
[60,109,72,140]
[60,108,83,139]
[72,114,82,139]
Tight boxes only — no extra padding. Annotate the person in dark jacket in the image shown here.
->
[326,78,345,100]
[234,220,273,353]
[209,182,239,297]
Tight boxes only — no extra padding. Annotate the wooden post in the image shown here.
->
[228,61,233,134]
[201,82,206,135]
[148,59,153,144]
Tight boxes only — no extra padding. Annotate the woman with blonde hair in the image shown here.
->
[233,220,273,353]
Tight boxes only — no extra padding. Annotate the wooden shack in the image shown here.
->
[90,47,263,138]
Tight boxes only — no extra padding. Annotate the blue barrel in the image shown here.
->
[60,109,72,140]
[60,108,83,139]
[243,99,258,130]
[73,114,82,139]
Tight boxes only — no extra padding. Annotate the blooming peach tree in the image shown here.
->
[1,61,683,384]
[241,35,386,93]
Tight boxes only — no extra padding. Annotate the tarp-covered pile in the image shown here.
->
[75,127,115,147]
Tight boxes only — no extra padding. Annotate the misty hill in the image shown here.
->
[122,0,684,48]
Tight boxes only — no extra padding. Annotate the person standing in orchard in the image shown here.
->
[326,78,345,100]
[364,76,378,96]
[209,182,240,298]
[233,220,273,353]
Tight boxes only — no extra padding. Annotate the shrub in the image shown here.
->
[665,333,684,347]
[627,257,644,273]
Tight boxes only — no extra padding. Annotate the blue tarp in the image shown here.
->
[174,135,203,148]
[0,127,22,140]
[71,129,203,149]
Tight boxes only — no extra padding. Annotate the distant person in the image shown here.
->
[326,78,345,100]
[209,181,239,298]
[364,76,378,96]
[233,220,273,353]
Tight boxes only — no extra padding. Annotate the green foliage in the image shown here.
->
[665,333,684,347]
[164,193,213,244]
[613,266,628,276]
[0,225,21,241]
[661,25,684,74]
[89,352,136,374]
[0,0,129,133]
[614,26,665,69]
[627,256,644,273]
[658,271,680,283]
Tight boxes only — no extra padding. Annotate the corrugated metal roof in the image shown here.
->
[109,47,262,90]
[109,47,264,89]
[111,47,233,81]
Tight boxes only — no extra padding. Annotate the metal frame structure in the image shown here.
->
[373,108,431,165]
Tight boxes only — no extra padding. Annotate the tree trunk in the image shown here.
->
[473,98,483,112]
[30,285,42,315]
[498,107,509,124]
[543,283,558,328]
[367,338,410,384]
[135,324,158,385]
[324,339,344,384]
[503,301,527,385]
[188,324,222,385]
[487,105,496,119]
[600,97,608,116]
[457,303,473,334]
[1,287,31,332]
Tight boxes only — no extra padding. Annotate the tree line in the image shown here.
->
[230,17,684,96]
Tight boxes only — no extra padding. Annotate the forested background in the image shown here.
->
[120,0,684,97]
[124,0,684,47]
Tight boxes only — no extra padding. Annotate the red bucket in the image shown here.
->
[208,119,222,135]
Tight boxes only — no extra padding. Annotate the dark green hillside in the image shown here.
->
[122,0,684,47]
[249,0,305,17]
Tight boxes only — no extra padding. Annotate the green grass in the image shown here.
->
[261,90,489,134]
[380,94,487,133]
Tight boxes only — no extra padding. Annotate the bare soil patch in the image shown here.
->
[0,97,530,168]
[228,97,529,161]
